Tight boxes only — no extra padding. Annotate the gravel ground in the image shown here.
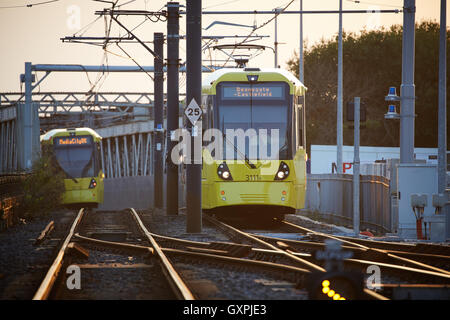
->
[0,209,77,299]
[174,261,308,300]
[139,208,231,243]
[54,251,175,300]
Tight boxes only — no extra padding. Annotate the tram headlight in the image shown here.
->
[274,161,290,180]
[89,178,97,189]
[217,162,233,181]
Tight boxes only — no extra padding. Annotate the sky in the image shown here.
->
[0,0,448,94]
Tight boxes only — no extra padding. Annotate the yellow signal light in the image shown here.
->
[319,279,348,300]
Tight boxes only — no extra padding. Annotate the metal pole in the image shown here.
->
[274,8,279,68]
[186,0,202,233]
[154,32,164,209]
[400,0,415,164]
[299,0,304,83]
[166,2,180,215]
[23,62,33,171]
[438,0,446,194]
[353,97,360,236]
[437,0,448,241]
[337,0,343,174]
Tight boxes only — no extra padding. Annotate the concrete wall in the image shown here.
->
[99,174,186,211]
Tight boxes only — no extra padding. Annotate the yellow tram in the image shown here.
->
[40,127,104,208]
[201,68,307,221]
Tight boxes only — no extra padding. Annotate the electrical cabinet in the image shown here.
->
[397,164,437,239]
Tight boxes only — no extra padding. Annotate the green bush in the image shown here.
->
[20,151,65,220]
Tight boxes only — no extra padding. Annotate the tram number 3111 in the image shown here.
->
[246,174,261,181]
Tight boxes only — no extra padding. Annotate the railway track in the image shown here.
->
[32,208,190,300]
[32,208,313,300]
[32,207,450,300]
[279,220,450,276]
[201,214,388,300]
[205,214,450,299]
[132,209,312,299]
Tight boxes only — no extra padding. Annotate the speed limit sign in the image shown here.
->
[184,99,202,125]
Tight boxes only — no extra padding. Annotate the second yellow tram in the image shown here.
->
[40,128,104,208]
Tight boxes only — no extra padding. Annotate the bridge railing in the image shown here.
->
[0,105,18,174]
[0,173,28,230]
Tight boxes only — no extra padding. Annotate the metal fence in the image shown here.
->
[100,132,157,178]
[305,173,392,234]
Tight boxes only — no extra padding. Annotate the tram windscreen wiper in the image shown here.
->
[65,172,79,183]
[54,156,78,183]
[221,121,257,169]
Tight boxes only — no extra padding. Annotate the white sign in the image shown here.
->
[184,99,202,126]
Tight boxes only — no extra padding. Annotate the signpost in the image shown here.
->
[186,0,203,233]
[184,99,202,126]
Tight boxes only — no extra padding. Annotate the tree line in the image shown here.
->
[287,21,449,152]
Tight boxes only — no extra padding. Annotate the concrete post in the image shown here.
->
[437,0,448,240]
[186,0,202,233]
[154,32,164,209]
[20,62,34,171]
[399,0,416,164]
[166,2,180,215]
[353,97,360,236]
[299,0,304,83]
[337,0,343,173]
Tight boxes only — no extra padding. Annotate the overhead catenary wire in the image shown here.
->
[202,0,241,10]
[72,16,104,38]
[83,1,118,95]
[117,0,136,8]
[116,43,155,81]
[0,0,59,9]
[345,0,403,9]
[58,0,166,94]
[219,0,296,67]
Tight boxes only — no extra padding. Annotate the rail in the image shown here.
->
[129,208,195,300]
[203,215,391,299]
[282,220,450,278]
[33,208,85,300]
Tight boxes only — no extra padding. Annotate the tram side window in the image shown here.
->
[296,98,304,149]
[201,95,214,130]
[95,143,101,175]
[207,95,213,129]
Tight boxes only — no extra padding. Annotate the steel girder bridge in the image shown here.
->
[0,63,175,177]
